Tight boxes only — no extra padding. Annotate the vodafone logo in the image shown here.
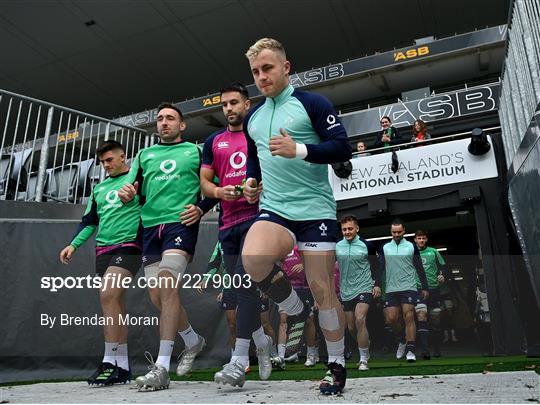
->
[160,159,176,174]
[229,152,247,170]
[105,190,119,204]
[326,114,341,130]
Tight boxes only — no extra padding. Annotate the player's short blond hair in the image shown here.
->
[245,38,286,61]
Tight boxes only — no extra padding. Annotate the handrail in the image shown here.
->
[0,88,143,132]
[355,126,502,156]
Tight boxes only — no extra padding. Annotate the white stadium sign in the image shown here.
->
[329,138,499,201]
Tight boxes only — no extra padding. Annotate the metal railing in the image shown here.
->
[353,126,501,157]
[499,0,540,167]
[0,89,148,203]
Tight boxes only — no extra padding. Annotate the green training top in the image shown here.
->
[416,246,446,289]
[336,235,378,301]
[70,171,141,248]
[126,141,202,228]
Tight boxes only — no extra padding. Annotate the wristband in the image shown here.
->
[295,143,308,159]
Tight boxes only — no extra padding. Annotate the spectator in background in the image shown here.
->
[355,141,371,157]
[374,116,402,150]
[411,119,431,143]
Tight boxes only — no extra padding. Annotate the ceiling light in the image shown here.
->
[366,233,415,241]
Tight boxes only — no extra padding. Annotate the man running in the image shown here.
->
[118,103,216,391]
[59,140,141,386]
[336,215,380,371]
[379,218,429,362]
[200,83,273,387]
[241,38,352,395]
[414,229,448,358]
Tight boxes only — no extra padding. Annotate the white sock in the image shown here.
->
[178,325,199,349]
[231,338,250,367]
[278,289,304,316]
[307,346,318,357]
[271,345,278,357]
[102,342,119,365]
[359,347,370,362]
[278,343,286,359]
[326,337,345,366]
[252,327,269,348]
[156,340,174,371]
[116,343,129,370]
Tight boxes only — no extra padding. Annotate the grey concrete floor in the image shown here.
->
[1,371,538,403]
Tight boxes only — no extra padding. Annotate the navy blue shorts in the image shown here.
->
[142,222,199,265]
[219,219,253,277]
[343,292,373,312]
[383,290,420,308]
[220,288,237,310]
[254,210,338,251]
[417,288,441,309]
[95,245,142,277]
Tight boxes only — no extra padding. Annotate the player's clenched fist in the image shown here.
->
[118,181,138,203]
[243,177,262,204]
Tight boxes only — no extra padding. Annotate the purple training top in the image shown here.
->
[202,128,259,230]
[282,246,308,290]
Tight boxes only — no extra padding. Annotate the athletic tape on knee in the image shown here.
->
[415,303,427,312]
[159,254,188,280]
[318,307,340,331]
[144,263,160,280]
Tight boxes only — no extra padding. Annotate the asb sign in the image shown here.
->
[329,138,499,201]
[394,46,430,62]
[341,83,500,136]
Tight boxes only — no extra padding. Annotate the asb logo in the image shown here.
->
[394,46,430,62]
[160,160,176,174]
[218,141,229,149]
[229,152,247,169]
[319,222,328,236]
[105,190,119,204]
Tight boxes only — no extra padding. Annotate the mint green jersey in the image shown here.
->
[416,246,446,289]
[71,172,141,248]
[126,141,202,228]
[381,239,428,293]
[245,85,351,221]
[336,236,378,301]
